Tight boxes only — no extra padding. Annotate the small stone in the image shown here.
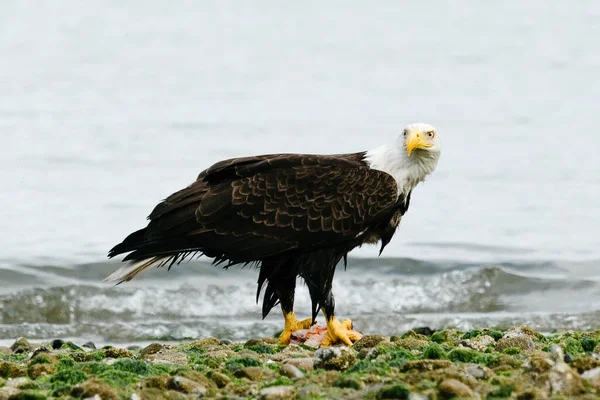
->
[71,378,119,400]
[189,337,220,348]
[401,359,452,372]
[167,376,207,396]
[502,326,539,340]
[495,336,534,352]
[393,338,429,349]
[547,362,584,396]
[282,357,314,371]
[438,378,474,399]
[28,363,57,379]
[104,347,134,359]
[82,342,97,350]
[10,337,32,354]
[313,346,356,371]
[550,344,565,363]
[30,346,51,359]
[244,338,264,347]
[234,366,263,381]
[564,353,574,363]
[51,339,65,350]
[582,367,600,387]
[281,363,304,379]
[139,343,166,359]
[259,385,296,400]
[466,364,489,379]
[220,339,233,346]
[462,335,495,352]
[129,394,142,400]
[352,335,389,352]
[208,371,231,388]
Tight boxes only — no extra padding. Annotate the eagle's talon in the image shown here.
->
[321,317,361,347]
[279,312,314,344]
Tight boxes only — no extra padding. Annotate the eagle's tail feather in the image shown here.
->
[104,256,172,284]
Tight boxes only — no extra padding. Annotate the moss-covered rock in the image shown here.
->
[313,347,356,371]
[438,378,474,399]
[71,377,119,399]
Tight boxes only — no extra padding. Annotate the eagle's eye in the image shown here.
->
[427,131,435,138]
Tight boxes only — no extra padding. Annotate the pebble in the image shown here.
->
[438,378,474,399]
[259,385,296,400]
[10,337,32,353]
[313,346,357,371]
[234,366,263,381]
[281,363,305,379]
[31,346,51,359]
[82,341,97,350]
[550,344,565,363]
[168,376,208,396]
[220,339,233,346]
[51,339,65,350]
[466,364,488,379]
[209,371,231,388]
[461,335,495,352]
[282,357,314,371]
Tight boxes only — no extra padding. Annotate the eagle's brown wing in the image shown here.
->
[109,153,399,265]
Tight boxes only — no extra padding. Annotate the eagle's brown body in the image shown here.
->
[108,152,411,322]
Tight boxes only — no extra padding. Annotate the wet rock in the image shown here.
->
[51,339,65,350]
[139,343,166,359]
[281,363,304,379]
[376,383,411,399]
[334,376,365,390]
[502,326,539,340]
[28,363,57,379]
[438,378,474,399]
[523,353,554,373]
[82,341,97,350]
[168,376,208,396]
[0,361,26,378]
[234,366,263,381]
[546,362,584,396]
[495,336,534,352]
[104,347,134,359]
[71,377,119,400]
[219,339,233,346]
[259,385,296,400]
[282,357,314,371]
[30,346,51,359]
[10,337,32,354]
[550,344,565,363]
[297,384,322,399]
[313,346,356,371]
[461,335,495,352]
[401,359,452,372]
[0,377,29,398]
[564,353,574,363]
[393,338,429,349]
[208,371,231,388]
[189,337,220,348]
[352,335,389,352]
[466,364,489,379]
[582,367,600,387]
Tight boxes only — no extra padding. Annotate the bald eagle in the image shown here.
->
[106,123,441,346]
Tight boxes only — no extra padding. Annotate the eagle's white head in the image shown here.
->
[365,122,441,197]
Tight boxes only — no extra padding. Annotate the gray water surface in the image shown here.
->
[1,1,599,344]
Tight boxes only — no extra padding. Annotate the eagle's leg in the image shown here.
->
[275,279,313,344]
[319,292,362,347]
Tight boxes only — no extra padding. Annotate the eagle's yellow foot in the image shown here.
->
[278,312,314,344]
[321,317,362,347]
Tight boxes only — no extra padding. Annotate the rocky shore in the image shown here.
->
[1,326,600,399]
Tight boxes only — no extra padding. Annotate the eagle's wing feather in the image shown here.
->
[109,154,398,265]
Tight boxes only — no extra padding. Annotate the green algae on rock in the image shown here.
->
[1,326,600,399]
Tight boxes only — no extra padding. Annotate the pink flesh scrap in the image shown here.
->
[289,323,363,348]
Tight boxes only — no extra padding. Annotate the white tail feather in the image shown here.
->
[104,256,168,284]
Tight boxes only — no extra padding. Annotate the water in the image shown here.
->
[1,1,600,346]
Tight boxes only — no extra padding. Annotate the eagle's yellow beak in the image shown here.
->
[406,130,431,156]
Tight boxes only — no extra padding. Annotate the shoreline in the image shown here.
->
[1,326,599,399]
